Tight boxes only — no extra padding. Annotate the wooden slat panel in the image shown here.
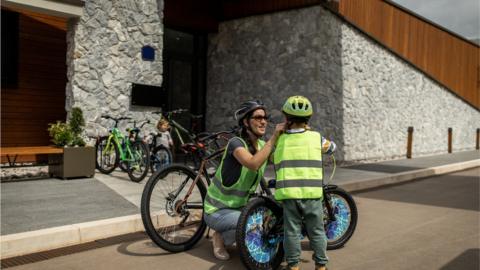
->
[3,7,67,31]
[336,0,479,109]
[0,146,62,164]
[1,8,67,147]
[1,146,63,156]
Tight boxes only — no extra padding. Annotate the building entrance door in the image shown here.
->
[163,28,206,134]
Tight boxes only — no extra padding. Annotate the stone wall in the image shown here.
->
[341,25,480,161]
[206,6,345,158]
[66,0,164,140]
[206,5,480,162]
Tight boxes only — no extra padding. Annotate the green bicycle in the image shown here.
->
[95,115,150,182]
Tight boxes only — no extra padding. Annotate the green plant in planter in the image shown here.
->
[69,107,86,147]
[48,107,86,147]
[48,107,95,178]
[48,121,74,147]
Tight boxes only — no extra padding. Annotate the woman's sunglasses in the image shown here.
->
[250,115,270,122]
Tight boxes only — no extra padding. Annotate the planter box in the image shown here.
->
[49,146,95,179]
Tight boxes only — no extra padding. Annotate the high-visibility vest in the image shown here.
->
[273,130,323,200]
[204,137,266,214]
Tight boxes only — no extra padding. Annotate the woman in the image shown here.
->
[203,100,284,260]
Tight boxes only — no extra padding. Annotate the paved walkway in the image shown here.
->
[1,150,479,259]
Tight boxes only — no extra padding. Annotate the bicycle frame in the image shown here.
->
[104,128,135,162]
[170,119,195,146]
[173,147,224,213]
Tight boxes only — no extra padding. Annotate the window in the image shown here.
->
[1,9,19,87]
[130,83,168,108]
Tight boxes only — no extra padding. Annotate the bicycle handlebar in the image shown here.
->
[101,115,132,122]
[196,128,237,143]
[128,120,150,128]
[102,115,132,127]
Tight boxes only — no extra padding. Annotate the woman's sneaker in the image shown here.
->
[212,231,230,260]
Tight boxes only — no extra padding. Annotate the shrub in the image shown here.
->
[48,121,74,147]
[70,107,85,136]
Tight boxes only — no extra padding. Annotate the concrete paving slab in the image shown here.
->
[1,177,138,235]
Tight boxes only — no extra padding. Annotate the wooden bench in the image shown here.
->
[0,146,64,167]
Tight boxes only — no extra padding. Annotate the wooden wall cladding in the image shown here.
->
[335,0,479,109]
[1,8,67,147]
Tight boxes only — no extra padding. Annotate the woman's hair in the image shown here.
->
[238,109,265,154]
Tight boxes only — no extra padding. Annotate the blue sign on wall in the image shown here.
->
[142,46,155,61]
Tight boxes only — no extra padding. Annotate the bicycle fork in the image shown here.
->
[323,189,337,222]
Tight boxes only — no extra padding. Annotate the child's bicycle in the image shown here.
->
[145,131,173,174]
[235,155,358,270]
[95,115,151,182]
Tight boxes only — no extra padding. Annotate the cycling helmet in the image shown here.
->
[282,95,313,117]
[234,100,266,125]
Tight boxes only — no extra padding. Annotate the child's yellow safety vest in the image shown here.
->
[274,130,323,200]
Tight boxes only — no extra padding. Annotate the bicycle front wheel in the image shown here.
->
[324,187,358,250]
[127,141,150,182]
[150,145,173,174]
[141,165,207,252]
[236,197,284,270]
[95,136,119,174]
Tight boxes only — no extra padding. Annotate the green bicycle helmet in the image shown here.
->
[282,95,313,117]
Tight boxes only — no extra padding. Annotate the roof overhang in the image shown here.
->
[1,0,84,18]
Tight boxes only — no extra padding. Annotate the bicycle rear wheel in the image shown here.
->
[95,136,119,174]
[141,165,207,252]
[127,141,150,182]
[150,145,173,174]
[236,197,284,270]
[324,187,357,250]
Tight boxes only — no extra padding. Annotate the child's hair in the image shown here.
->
[157,118,170,130]
[284,113,309,129]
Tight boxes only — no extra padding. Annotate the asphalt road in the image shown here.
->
[7,168,479,270]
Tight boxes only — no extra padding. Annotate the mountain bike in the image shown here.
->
[153,109,232,173]
[236,155,358,270]
[95,115,150,182]
[140,130,235,252]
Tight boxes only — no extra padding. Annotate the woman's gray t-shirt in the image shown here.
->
[220,137,256,187]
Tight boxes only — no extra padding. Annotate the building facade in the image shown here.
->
[2,0,478,163]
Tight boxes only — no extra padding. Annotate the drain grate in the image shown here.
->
[1,232,147,268]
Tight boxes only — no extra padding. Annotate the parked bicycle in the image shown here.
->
[145,130,173,174]
[152,109,232,172]
[140,149,357,265]
[95,115,150,182]
[140,129,236,252]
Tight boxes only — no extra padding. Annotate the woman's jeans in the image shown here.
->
[204,209,241,246]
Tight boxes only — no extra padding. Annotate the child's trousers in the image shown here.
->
[283,199,328,267]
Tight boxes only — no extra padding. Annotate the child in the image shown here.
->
[273,96,336,270]
[156,118,174,150]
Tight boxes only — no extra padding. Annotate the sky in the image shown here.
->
[391,0,480,43]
